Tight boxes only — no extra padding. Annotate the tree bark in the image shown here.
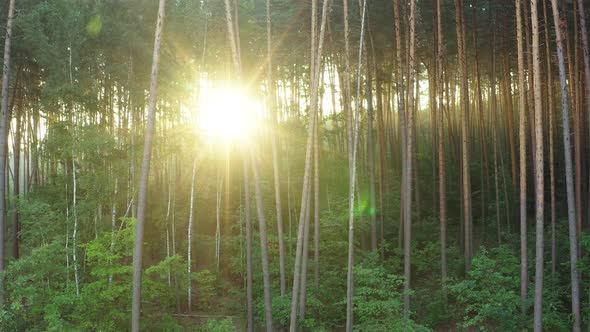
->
[344,0,365,328]
[403,0,416,315]
[531,1,545,330]
[0,0,16,300]
[249,152,273,332]
[436,0,447,292]
[549,1,581,329]
[266,0,286,296]
[131,0,166,329]
[289,0,330,330]
[516,0,528,315]
[243,159,253,332]
[455,0,472,271]
[187,158,196,312]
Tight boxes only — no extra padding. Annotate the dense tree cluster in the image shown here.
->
[0,0,589,330]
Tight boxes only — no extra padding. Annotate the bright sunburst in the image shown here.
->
[198,86,257,143]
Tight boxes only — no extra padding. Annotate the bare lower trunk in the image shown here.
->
[243,159,253,332]
[249,152,273,332]
[72,154,79,296]
[187,158,196,312]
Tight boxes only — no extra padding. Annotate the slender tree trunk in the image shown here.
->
[12,95,20,259]
[394,0,406,254]
[289,0,330,330]
[266,0,286,296]
[249,152,273,332]
[187,157,196,312]
[516,0,528,315]
[299,178,312,321]
[575,0,590,188]
[0,0,16,299]
[109,178,118,284]
[243,159,253,332]
[367,61,377,252]
[436,0,447,292]
[131,0,166,329]
[456,0,472,271]
[403,0,416,315]
[313,104,320,286]
[344,0,365,329]
[343,0,353,171]
[550,1,581,329]
[531,1,545,330]
[542,0,556,276]
[72,154,79,296]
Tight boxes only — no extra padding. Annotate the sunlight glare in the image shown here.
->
[198,87,256,143]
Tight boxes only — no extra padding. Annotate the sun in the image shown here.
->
[197,86,257,143]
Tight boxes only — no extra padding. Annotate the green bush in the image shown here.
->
[448,246,521,331]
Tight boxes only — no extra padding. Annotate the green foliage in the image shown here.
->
[448,246,521,331]
[197,318,236,332]
[192,269,218,309]
[1,221,185,331]
[353,256,430,332]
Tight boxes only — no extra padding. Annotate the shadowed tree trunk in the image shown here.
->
[0,0,16,301]
[516,0,528,316]
[436,0,446,292]
[549,1,580,329]
[531,0,545,330]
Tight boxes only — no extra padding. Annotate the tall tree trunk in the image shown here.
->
[187,158,196,312]
[367,60,377,252]
[456,0,472,271]
[344,0,365,329]
[313,104,320,286]
[549,1,581,329]
[266,0,286,296]
[289,0,330,330]
[72,154,79,296]
[576,0,589,110]
[343,0,353,171]
[403,0,416,315]
[131,0,166,329]
[298,177,312,321]
[394,0,407,252]
[516,0,528,315]
[531,1,545,330]
[249,152,273,332]
[243,159,253,332]
[0,0,16,299]
[12,94,20,259]
[543,0,556,276]
[109,178,118,284]
[436,0,447,292]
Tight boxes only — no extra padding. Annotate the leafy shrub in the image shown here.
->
[353,257,430,332]
[448,246,520,331]
[197,318,236,332]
